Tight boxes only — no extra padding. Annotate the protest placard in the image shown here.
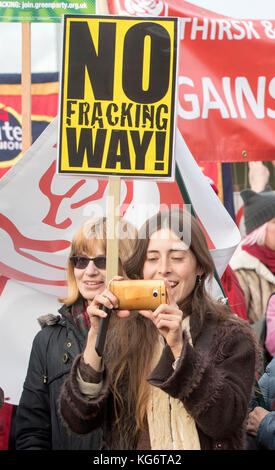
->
[58,15,179,180]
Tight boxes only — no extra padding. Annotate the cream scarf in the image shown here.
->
[146,316,201,450]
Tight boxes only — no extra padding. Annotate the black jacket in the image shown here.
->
[15,301,102,450]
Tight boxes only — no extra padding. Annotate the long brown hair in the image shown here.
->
[104,311,159,448]
[105,209,230,445]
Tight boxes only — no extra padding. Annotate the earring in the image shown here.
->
[197,275,202,285]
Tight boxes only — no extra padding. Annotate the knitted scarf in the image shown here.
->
[242,244,275,274]
[146,316,201,450]
[71,298,91,336]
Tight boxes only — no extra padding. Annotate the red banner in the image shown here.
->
[0,73,58,178]
[0,72,230,205]
[107,0,275,163]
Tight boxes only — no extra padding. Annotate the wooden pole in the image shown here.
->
[106,176,121,283]
[94,0,122,355]
[97,0,109,14]
[21,23,32,154]
[95,176,121,355]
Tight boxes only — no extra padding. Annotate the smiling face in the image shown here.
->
[142,228,202,304]
[73,240,106,304]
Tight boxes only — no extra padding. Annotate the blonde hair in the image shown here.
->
[60,216,137,306]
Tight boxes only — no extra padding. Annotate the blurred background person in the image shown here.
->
[247,355,275,450]
[265,293,275,359]
[230,187,275,324]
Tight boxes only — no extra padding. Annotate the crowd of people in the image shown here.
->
[231,162,275,449]
[58,209,257,450]
[1,162,275,451]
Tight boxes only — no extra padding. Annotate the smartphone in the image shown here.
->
[109,279,167,311]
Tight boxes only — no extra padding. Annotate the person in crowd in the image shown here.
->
[209,178,247,320]
[15,216,136,450]
[59,208,257,450]
[247,355,275,450]
[265,293,275,358]
[0,388,4,409]
[252,293,274,377]
[230,188,275,324]
[248,161,270,194]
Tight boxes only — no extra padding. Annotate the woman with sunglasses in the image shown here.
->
[59,209,258,450]
[15,216,136,450]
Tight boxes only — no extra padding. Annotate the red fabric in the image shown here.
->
[242,244,275,274]
[107,0,275,163]
[0,403,13,450]
[0,276,9,296]
[221,266,248,320]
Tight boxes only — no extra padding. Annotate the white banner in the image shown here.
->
[0,118,240,404]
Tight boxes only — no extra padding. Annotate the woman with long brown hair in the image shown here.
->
[59,209,257,450]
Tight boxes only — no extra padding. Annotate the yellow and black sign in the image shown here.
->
[58,15,179,179]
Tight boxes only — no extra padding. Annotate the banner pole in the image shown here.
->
[21,22,32,154]
[106,176,121,283]
[97,0,109,14]
[95,175,121,356]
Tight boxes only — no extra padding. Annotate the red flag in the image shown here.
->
[107,0,275,163]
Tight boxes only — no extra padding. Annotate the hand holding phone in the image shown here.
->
[95,279,167,356]
[109,279,167,311]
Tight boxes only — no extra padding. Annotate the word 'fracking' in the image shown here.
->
[66,101,168,130]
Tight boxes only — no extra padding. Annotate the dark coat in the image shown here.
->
[15,302,102,450]
[59,311,257,450]
[248,356,275,450]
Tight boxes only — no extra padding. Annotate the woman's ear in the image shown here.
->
[196,266,204,277]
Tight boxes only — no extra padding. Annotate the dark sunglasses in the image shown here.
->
[70,255,106,270]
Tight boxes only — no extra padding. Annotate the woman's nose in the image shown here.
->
[157,257,171,275]
[85,260,99,274]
